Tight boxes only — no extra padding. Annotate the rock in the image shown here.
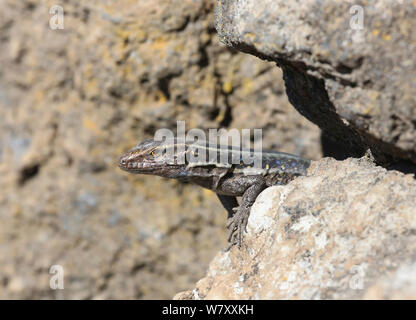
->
[215,0,416,164]
[179,158,416,299]
[0,0,320,299]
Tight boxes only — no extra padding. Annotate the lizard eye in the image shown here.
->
[151,149,166,157]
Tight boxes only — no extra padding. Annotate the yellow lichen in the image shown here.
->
[155,91,167,104]
[244,33,256,42]
[83,118,101,135]
[215,107,226,123]
[241,78,254,95]
[222,81,233,93]
[203,189,215,198]
[151,38,167,51]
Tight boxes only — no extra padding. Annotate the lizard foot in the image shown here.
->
[226,205,250,248]
[225,207,238,228]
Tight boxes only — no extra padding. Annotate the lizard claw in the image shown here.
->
[225,207,240,228]
[226,205,250,249]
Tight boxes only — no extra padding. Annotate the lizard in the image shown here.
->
[118,138,311,248]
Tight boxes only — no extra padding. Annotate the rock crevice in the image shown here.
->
[215,0,416,164]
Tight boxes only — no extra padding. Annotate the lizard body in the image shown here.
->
[119,138,310,247]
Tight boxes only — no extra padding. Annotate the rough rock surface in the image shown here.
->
[215,0,416,163]
[176,158,416,299]
[0,0,320,298]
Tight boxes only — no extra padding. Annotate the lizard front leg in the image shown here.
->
[227,178,267,248]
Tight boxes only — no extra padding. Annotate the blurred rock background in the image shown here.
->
[0,0,320,299]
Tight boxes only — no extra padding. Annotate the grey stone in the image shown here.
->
[177,158,416,299]
[215,0,416,163]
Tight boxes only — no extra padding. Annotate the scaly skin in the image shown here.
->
[119,138,310,248]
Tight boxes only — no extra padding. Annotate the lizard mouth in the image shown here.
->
[118,153,165,173]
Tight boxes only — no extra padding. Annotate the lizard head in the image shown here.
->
[118,139,184,177]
